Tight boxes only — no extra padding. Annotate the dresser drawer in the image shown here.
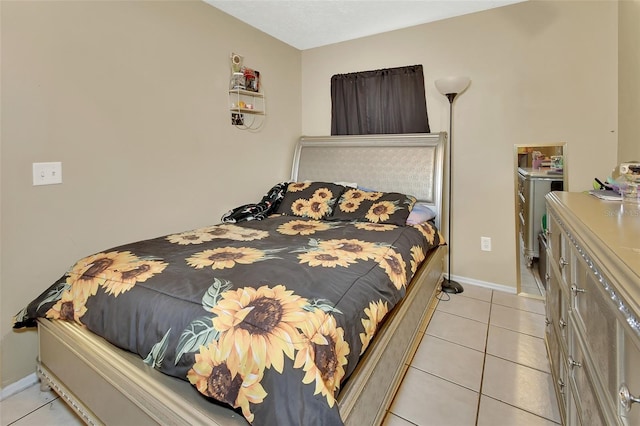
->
[619,331,640,425]
[571,250,618,410]
[547,212,571,287]
[546,323,568,422]
[569,324,610,426]
[547,269,569,343]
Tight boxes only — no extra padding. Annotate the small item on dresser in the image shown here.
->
[610,162,640,204]
[550,155,563,171]
[594,177,614,191]
[588,189,622,201]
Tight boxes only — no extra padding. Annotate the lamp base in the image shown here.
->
[441,278,464,294]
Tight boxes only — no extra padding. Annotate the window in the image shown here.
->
[331,65,430,135]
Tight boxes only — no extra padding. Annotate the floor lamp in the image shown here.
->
[435,76,470,294]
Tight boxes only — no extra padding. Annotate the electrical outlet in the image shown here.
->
[481,236,492,252]
[33,162,62,186]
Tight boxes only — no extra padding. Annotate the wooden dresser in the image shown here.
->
[544,191,640,425]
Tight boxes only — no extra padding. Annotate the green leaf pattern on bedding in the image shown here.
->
[144,328,171,369]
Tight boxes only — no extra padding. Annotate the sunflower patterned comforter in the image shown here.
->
[14,215,442,425]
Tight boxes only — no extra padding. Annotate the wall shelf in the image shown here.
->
[228,89,265,130]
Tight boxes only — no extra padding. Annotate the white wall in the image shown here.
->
[1,0,301,387]
[301,0,618,290]
[619,0,640,162]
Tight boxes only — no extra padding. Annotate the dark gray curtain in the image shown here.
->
[331,65,430,135]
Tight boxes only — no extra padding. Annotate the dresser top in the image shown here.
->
[546,191,640,316]
[518,167,564,180]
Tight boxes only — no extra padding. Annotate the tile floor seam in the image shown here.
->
[407,367,480,395]
[495,303,544,316]
[493,303,546,316]
[433,305,489,326]
[421,334,482,358]
[490,302,544,314]
[479,395,561,425]
[7,397,49,426]
[416,333,485,356]
[425,310,489,353]
[387,411,419,426]
[483,351,552,375]
[404,364,480,395]
[458,294,491,303]
[473,291,493,426]
[482,354,561,424]
[424,332,487,354]
[488,323,545,340]
[4,397,58,426]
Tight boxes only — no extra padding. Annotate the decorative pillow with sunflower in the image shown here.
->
[330,188,417,226]
[275,181,346,220]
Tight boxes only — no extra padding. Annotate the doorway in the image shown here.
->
[514,143,566,297]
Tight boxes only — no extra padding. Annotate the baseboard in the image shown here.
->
[0,372,38,401]
[450,274,517,294]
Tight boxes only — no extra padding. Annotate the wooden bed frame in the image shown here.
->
[36,132,447,425]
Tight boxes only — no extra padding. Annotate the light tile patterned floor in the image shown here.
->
[385,285,560,426]
[0,285,558,426]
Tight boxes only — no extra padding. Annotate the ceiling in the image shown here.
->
[203,0,525,50]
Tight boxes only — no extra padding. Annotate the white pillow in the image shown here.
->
[334,181,358,188]
[406,203,436,225]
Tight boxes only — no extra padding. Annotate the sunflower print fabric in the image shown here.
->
[330,189,417,226]
[274,181,347,220]
[14,215,443,426]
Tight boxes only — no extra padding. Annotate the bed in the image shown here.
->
[14,132,447,425]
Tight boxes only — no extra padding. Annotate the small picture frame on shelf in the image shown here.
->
[243,67,260,92]
[231,113,244,126]
[230,72,245,90]
[230,53,243,73]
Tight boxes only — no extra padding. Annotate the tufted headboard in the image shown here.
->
[291,133,446,229]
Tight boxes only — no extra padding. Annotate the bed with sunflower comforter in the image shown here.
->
[13,133,447,426]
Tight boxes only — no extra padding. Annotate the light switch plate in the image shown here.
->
[33,162,62,186]
[481,236,492,252]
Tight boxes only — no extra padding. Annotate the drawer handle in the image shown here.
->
[559,319,567,329]
[571,284,586,296]
[559,257,568,269]
[619,383,640,412]
[557,378,565,394]
[545,317,551,326]
[568,356,582,369]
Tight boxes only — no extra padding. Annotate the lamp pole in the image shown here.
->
[435,77,470,294]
